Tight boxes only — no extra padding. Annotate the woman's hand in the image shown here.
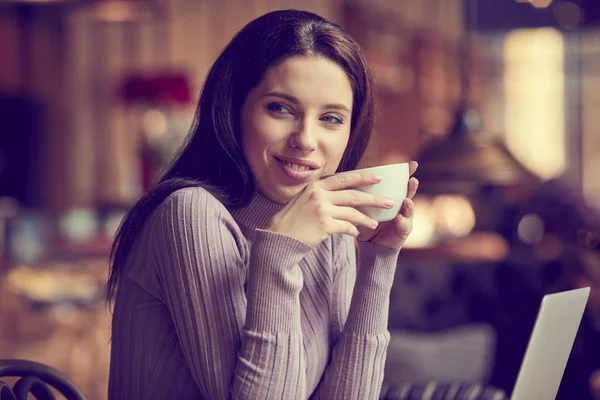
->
[266,172,395,247]
[357,161,419,249]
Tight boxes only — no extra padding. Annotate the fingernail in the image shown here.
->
[371,220,379,228]
[372,175,383,182]
[384,199,395,208]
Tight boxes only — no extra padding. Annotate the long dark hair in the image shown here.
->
[106,9,375,302]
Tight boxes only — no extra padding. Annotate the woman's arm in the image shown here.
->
[152,188,312,399]
[312,235,400,399]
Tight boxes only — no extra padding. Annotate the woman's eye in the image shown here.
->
[266,103,291,114]
[320,115,344,125]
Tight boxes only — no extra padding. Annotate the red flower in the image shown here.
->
[120,72,192,106]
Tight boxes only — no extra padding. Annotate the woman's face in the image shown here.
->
[241,56,354,204]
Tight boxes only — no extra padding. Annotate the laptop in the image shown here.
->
[511,287,591,400]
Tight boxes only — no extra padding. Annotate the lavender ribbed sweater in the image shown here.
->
[108,187,400,399]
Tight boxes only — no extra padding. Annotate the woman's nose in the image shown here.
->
[289,121,317,152]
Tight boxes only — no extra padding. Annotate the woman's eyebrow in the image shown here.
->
[322,103,351,113]
[263,91,299,104]
[263,91,351,113]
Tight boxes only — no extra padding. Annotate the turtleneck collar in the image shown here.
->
[230,190,287,230]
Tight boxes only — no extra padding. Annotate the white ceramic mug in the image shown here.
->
[338,162,409,222]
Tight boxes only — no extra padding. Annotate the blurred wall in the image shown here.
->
[0,1,336,210]
[0,6,69,209]
[60,0,338,210]
[0,0,466,211]
[344,0,467,169]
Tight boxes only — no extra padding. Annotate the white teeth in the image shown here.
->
[284,162,310,172]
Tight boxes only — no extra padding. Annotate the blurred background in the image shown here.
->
[1,0,600,398]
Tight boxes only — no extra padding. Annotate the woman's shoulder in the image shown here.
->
[147,186,241,237]
[162,186,232,218]
[167,185,222,203]
[151,186,248,253]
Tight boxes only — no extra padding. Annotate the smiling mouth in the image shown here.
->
[274,157,319,172]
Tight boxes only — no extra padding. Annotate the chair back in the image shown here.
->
[0,359,87,400]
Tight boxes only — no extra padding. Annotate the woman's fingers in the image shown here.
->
[409,161,418,176]
[318,171,381,191]
[330,206,379,230]
[329,219,361,237]
[399,198,415,218]
[406,177,419,199]
[328,189,393,209]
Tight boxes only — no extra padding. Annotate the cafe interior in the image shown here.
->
[1,0,600,398]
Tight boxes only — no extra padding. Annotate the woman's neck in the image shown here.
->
[230,190,286,229]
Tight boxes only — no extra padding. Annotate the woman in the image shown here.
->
[108,9,418,400]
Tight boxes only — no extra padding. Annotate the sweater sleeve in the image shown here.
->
[151,188,312,399]
[312,235,400,400]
